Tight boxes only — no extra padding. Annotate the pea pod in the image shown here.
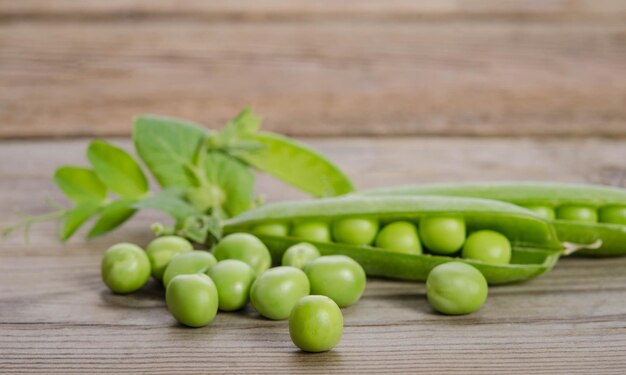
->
[224,196,562,284]
[362,182,626,256]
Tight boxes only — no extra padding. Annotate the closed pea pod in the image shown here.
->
[224,196,562,285]
[363,182,626,256]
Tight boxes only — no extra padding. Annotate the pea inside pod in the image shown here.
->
[363,182,626,256]
[224,196,562,285]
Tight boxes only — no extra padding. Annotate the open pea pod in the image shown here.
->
[362,182,626,256]
[224,196,562,284]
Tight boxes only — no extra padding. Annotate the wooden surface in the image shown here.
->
[1,0,626,138]
[2,137,626,374]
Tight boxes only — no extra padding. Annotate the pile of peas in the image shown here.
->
[101,234,366,352]
[523,204,626,225]
[102,215,504,351]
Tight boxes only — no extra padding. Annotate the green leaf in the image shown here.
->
[233,132,355,197]
[207,108,262,150]
[60,201,102,241]
[133,115,209,188]
[204,152,255,217]
[53,166,107,203]
[87,140,148,198]
[134,189,201,222]
[87,199,137,238]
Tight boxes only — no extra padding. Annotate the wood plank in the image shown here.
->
[1,138,626,373]
[2,0,625,20]
[1,254,626,374]
[1,21,625,138]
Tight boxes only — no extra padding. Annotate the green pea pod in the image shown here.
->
[224,196,562,284]
[362,182,626,256]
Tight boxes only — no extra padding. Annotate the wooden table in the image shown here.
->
[2,138,626,374]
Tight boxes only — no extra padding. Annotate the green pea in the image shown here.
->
[101,243,151,294]
[250,266,310,320]
[522,205,555,221]
[374,221,421,254]
[331,217,379,246]
[282,242,321,269]
[289,295,343,352]
[206,260,256,311]
[462,230,511,264]
[426,262,488,315]
[145,236,193,282]
[419,216,466,254]
[165,274,219,327]
[556,205,598,223]
[213,233,272,275]
[291,221,331,243]
[304,255,366,308]
[599,206,626,225]
[162,250,217,288]
[251,222,290,237]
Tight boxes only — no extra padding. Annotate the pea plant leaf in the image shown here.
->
[53,166,107,203]
[60,201,102,241]
[204,151,255,217]
[87,199,138,238]
[133,116,209,188]
[207,108,263,152]
[87,140,149,198]
[232,131,356,197]
[134,189,201,222]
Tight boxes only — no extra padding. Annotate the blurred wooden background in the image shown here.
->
[1,0,625,139]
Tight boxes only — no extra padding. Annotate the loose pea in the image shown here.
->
[289,295,343,352]
[291,221,331,243]
[462,230,511,264]
[213,233,272,275]
[426,262,488,315]
[522,205,556,221]
[304,255,366,308]
[556,205,598,223]
[419,216,466,255]
[101,243,151,294]
[250,266,310,320]
[251,222,290,237]
[599,206,626,225]
[162,250,217,288]
[166,274,219,328]
[206,259,256,311]
[145,236,193,282]
[374,221,422,254]
[331,218,379,246]
[282,242,321,269]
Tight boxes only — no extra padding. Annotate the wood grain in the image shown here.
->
[1,1,625,138]
[2,0,626,20]
[1,137,626,373]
